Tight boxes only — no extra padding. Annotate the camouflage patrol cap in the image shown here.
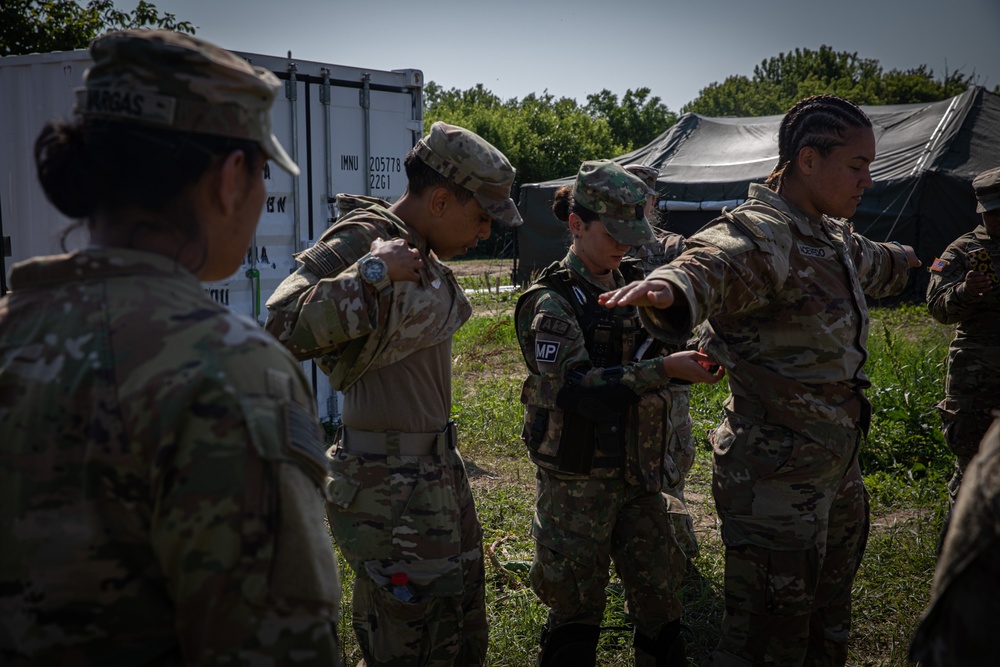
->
[973,167,1000,213]
[573,160,655,246]
[413,121,522,226]
[75,30,299,176]
[624,164,660,194]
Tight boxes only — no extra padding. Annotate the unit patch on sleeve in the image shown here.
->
[533,313,571,337]
[928,257,949,273]
[535,339,561,363]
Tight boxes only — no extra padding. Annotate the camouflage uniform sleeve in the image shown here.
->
[150,376,339,663]
[927,240,976,324]
[517,288,667,393]
[264,225,383,360]
[640,221,785,340]
[849,231,912,299]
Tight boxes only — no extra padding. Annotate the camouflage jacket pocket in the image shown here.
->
[327,469,362,509]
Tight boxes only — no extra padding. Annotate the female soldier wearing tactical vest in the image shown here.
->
[515,160,723,667]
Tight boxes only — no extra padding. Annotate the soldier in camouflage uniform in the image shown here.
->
[515,160,723,667]
[908,413,1000,666]
[926,166,1000,512]
[264,121,521,666]
[601,96,920,666]
[625,164,699,560]
[0,31,340,664]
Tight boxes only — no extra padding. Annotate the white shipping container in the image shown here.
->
[0,48,424,423]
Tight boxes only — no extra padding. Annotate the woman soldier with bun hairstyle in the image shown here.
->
[516,160,723,666]
[602,95,921,666]
[0,31,340,664]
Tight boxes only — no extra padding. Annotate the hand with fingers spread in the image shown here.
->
[598,279,674,309]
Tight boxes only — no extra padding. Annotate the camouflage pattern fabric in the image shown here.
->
[78,29,298,176]
[639,183,913,665]
[909,414,1000,666]
[530,471,684,638]
[926,224,1000,499]
[329,440,485,667]
[707,415,868,666]
[633,227,687,276]
[265,199,486,666]
[630,229,701,558]
[414,122,521,227]
[572,160,655,246]
[516,250,686,640]
[265,196,471,393]
[0,248,340,664]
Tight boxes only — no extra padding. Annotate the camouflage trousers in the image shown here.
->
[327,438,487,667]
[706,413,868,667]
[529,469,686,639]
[938,402,997,505]
[661,383,699,560]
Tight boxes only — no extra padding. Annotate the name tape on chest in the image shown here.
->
[797,243,830,259]
[535,339,561,363]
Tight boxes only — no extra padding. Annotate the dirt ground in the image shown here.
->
[446,257,514,279]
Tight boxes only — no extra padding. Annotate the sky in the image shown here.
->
[124,0,997,113]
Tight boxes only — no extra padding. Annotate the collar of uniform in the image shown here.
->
[375,204,429,255]
[565,248,623,291]
[973,224,997,246]
[747,182,830,241]
[9,247,197,290]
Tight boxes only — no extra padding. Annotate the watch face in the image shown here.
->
[363,257,386,282]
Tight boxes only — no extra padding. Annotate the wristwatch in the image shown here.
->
[358,253,391,293]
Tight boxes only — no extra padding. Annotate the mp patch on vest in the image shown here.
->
[535,339,561,363]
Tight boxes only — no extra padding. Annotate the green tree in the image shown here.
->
[684,45,976,117]
[1,0,195,57]
[585,87,677,150]
[424,82,676,186]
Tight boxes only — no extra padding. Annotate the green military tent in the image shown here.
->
[514,86,1000,296]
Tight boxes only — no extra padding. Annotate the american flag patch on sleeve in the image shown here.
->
[929,257,949,272]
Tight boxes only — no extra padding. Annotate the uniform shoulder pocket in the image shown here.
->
[240,395,329,487]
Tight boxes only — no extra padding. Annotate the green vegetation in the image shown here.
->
[683,45,982,117]
[1,0,195,57]
[333,296,956,666]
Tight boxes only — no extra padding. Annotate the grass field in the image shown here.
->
[333,258,956,666]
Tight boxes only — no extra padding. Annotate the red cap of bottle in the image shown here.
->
[391,572,409,586]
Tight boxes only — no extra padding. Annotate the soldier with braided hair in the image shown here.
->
[601,95,921,666]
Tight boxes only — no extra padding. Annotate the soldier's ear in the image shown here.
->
[428,186,451,218]
[215,149,249,217]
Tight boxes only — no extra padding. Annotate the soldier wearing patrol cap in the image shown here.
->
[514,160,723,666]
[926,165,1000,521]
[265,121,520,666]
[0,30,340,663]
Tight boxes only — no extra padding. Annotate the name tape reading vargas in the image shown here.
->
[77,88,177,126]
[535,340,561,363]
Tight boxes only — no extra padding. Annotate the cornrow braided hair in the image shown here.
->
[765,95,872,189]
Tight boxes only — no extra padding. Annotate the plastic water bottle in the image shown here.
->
[391,572,415,602]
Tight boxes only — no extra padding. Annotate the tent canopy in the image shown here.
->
[515,86,1000,296]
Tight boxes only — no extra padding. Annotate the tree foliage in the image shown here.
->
[1,0,195,57]
[424,82,676,186]
[684,45,977,117]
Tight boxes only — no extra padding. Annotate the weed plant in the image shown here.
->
[330,298,957,666]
